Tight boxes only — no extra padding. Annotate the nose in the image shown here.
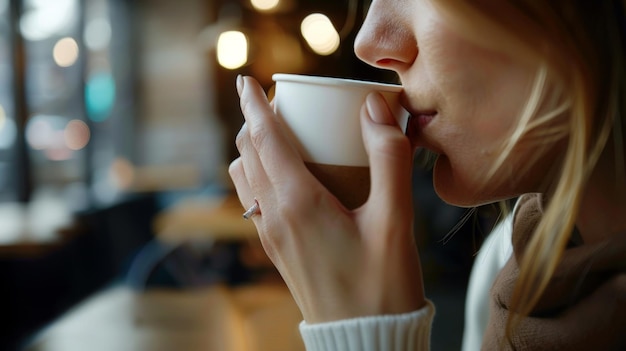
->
[354,1,418,72]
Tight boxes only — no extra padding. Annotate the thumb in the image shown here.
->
[360,92,414,212]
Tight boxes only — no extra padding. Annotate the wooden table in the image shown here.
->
[152,193,258,244]
[25,284,304,351]
[25,193,304,351]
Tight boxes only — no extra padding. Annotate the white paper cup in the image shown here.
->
[272,73,409,209]
[272,73,409,167]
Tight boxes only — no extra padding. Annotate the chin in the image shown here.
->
[431,155,498,208]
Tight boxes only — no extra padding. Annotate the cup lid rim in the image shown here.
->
[272,73,403,92]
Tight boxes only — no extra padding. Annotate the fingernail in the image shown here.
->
[236,74,244,96]
[365,92,387,124]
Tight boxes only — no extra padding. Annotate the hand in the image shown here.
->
[229,75,426,323]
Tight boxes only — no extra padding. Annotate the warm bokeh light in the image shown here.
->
[53,37,80,67]
[85,18,112,51]
[64,119,90,150]
[217,31,248,70]
[109,158,135,190]
[26,114,77,160]
[250,0,279,11]
[44,142,73,161]
[300,13,340,56]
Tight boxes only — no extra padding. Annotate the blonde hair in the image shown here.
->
[436,0,626,345]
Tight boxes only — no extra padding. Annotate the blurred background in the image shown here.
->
[0,0,498,350]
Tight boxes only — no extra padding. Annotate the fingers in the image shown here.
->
[233,76,323,225]
[237,76,308,187]
[235,122,272,203]
[228,157,255,211]
[360,92,414,213]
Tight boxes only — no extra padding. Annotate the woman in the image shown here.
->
[229,0,626,349]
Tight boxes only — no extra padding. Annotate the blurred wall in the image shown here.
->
[136,0,227,186]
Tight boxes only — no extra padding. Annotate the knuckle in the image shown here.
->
[239,100,274,153]
[276,185,325,220]
[235,125,248,152]
[276,200,302,222]
[234,135,244,153]
[248,122,271,151]
[239,94,254,117]
[228,158,242,178]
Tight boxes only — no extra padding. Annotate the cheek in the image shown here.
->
[430,128,516,207]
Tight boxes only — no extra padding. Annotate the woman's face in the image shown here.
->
[355,0,550,206]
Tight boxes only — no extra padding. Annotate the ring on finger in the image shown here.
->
[242,198,261,220]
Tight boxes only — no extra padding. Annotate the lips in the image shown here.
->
[406,110,437,134]
[413,112,436,129]
[399,94,437,130]
[399,93,438,147]
[405,111,438,151]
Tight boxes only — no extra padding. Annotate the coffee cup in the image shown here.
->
[272,73,409,209]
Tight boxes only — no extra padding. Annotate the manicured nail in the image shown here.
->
[236,74,244,96]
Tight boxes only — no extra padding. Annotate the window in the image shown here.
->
[0,0,17,202]
[0,0,136,210]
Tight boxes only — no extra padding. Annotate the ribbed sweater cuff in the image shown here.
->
[299,300,435,351]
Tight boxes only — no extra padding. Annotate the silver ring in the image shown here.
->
[242,198,260,220]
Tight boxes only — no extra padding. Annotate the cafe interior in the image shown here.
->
[0,0,501,349]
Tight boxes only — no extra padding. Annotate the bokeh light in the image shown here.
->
[84,18,112,51]
[64,119,90,150]
[85,72,116,122]
[53,37,80,67]
[0,105,16,149]
[25,114,81,160]
[300,13,340,55]
[45,142,72,161]
[20,0,78,41]
[217,31,248,70]
[26,116,56,150]
[250,0,279,11]
[109,158,135,190]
